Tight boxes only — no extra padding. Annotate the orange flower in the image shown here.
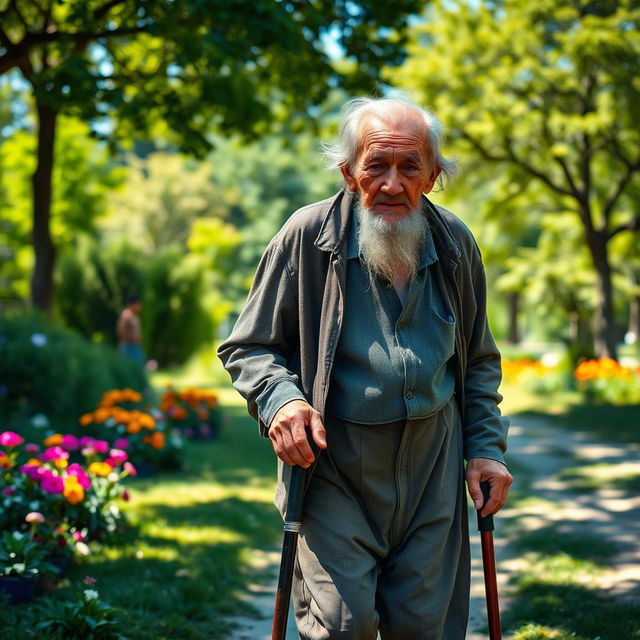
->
[0,454,11,469]
[44,433,64,447]
[143,432,165,449]
[53,458,68,469]
[138,413,156,430]
[93,407,111,423]
[126,421,141,434]
[63,475,85,504]
[88,461,113,476]
[79,413,94,427]
[25,457,43,467]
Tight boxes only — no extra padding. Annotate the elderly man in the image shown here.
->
[218,96,512,639]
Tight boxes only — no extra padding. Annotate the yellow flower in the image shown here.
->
[44,433,64,447]
[88,461,113,477]
[63,476,85,504]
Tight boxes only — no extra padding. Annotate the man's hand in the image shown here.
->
[268,400,327,467]
[465,458,513,517]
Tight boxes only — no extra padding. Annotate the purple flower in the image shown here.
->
[114,438,129,450]
[2,486,15,495]
[79,436,95,447]
[24,443,40,454]
[0,431,24,448]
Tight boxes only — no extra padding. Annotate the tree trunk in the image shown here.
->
[507,291,520,344]
[586,229,618,360]
[30,101,58,310]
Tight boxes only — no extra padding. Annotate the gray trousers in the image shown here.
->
[292,398,470,639]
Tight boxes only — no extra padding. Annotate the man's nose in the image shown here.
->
[380,168,403,196]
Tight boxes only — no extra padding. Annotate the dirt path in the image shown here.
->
[226,414,640,638]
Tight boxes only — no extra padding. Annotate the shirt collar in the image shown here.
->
[347,208,439,270]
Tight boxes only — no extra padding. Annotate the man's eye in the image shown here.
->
[367,163,383,170]
[405,165,420,172]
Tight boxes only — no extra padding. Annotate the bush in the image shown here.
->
[0,313,146,429]
[55,241,213,367]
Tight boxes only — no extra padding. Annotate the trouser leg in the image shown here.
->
[377,400,469,639]
[292,399,469,640]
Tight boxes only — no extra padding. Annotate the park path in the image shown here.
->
[226,413,640,639]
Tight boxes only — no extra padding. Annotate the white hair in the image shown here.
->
[322,95,457,189]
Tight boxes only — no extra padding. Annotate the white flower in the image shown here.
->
[75,541,91,556]
[107,472,119,483]
[83,589,99,601]
[30,333,47,347]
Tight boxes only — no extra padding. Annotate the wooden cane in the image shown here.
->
[477,481,502,640]
[272,463,306,640]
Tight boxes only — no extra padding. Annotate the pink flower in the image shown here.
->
[24,443,40,454]
[123,461,137,477]
[25,511,45,524]
[41,473,65,494]
[40,446,69,462]
[114,438,129,450]
[122,490,130,502]
[66,463,91,489]
[108,449,128,464]
[92,440,109,454]
[79,436,95,447]
[73,531,86,542]
[0,431,24,448]
[83,576,97,585]
[2,486,15,495]
[81,446,96,456]
[62,434,80,451]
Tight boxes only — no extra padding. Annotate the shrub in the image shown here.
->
[0,313,146,429]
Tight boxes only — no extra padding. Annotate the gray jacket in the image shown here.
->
[218,189,508,513]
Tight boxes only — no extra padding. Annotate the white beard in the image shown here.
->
[356,200,427,284]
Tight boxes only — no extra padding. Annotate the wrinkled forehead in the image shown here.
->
[356,111,430,159]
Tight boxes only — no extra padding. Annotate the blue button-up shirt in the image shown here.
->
[325,214,456,424]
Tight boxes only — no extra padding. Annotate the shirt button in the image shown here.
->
[406,390,414,399]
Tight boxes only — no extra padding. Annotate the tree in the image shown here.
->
[395,0,640,358]
[0,0,427,310]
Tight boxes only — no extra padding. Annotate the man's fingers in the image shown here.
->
[309,411,327,449]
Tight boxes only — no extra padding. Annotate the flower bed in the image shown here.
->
[502,356,640,404]
[574,357,640,404]
[79,388,184,474]
[159,386,222,440]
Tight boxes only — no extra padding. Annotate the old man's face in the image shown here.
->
[341,112,441,227]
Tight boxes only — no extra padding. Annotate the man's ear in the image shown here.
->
[423,167,442,194]
[340,164,358,191]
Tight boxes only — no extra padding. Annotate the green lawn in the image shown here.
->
[1,388,283,640]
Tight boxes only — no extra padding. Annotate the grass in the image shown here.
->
[499,381,640,444]
[504,554,640,640]
[559,463,640,493]
[0,389,283,640]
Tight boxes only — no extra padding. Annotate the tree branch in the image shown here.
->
[609,215,640,240]
[603,154,640,225]
[503,135,576,198]
[10,0,29,30]
[95,0,128,20]
[0,23,149,75]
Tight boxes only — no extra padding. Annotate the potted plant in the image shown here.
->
[0,530,58,603]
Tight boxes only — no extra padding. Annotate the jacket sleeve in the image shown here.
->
[217,240,307,437]
[461,241,509,465]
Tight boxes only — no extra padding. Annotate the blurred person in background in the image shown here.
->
[117,295,145,366]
